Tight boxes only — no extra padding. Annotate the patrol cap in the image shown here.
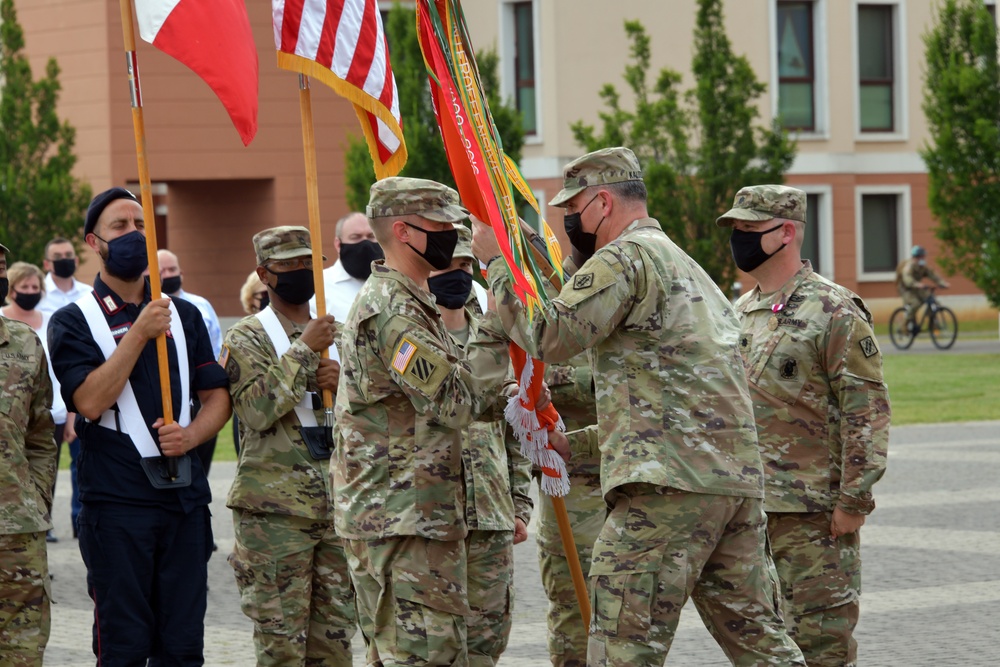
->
[85,187,140,235]
[253,226,324,266]
[716,185,806,227]
[366,177,469,223]
[452,224,474,260]
[549,147,644,208]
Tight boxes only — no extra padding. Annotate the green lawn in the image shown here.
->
[884,353,1000,425]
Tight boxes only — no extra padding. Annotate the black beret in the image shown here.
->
[85,187,139,236]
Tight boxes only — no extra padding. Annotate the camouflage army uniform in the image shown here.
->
[896,257,946,315]
[0,263,58,667]
[536,354,604,667]
[734,261,889,666]
[225,227,356,666]
[485,147,804,667]
[445,230,533,666]
[333,178,511,666]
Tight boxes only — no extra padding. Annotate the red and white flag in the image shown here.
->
[273,0,407,178]
[135,0,259,146]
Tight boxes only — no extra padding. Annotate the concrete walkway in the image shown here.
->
[42,421,1000,665]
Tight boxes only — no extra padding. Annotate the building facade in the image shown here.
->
[462,0,999,319]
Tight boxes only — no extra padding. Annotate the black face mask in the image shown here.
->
[0,278,7,305]
[563,195,605,261]
[339,240,383,280]
[729,223,786,272]
[52,258,76,279]
[13,291,42,311]
[428,269,473,309]
[161,275,182,294]
[95,231,148,281]
[258,291,270,311]
[265,267,315,305]
[404,222,458,271]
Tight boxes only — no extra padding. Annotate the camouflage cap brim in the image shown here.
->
[715,208,776,227]
[548,185,586,208]
[419,203,470,223]
[266,248,327,262]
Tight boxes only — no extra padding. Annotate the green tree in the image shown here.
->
[921,0,1000,307]
[344,3,523,211]
[0,0,91,264]
[571,1,796,291]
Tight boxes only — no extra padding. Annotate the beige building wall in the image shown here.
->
[462,0,998,318]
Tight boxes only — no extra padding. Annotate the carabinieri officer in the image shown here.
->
[47,187,230,666]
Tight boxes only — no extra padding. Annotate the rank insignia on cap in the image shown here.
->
[392,338,418,374]
[573,273,594,290]
[859,336,879,358]
[409,356,436,383]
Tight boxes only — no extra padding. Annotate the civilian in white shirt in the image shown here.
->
[157,249,224,477]
[309,211,383,323]
[38,237,90,538]
[39,237,92,316]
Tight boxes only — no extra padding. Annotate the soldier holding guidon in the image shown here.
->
[472,147,805,667]
[223,226,357,665]
[719,185,890,666]
[333,177,512,666]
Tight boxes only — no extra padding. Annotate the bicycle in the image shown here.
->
[889,289,958,350]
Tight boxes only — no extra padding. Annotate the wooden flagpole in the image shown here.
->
[118,0,177,477]
[296,75,334,417]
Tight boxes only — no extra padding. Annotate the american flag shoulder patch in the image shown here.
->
[392,338,418,374]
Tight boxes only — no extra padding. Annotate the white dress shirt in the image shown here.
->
[39,273,92,316]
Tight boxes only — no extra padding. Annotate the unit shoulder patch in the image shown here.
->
[573,273,594,290]
[859,336,878,358]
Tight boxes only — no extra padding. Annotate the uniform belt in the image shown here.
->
[93,411,128,434]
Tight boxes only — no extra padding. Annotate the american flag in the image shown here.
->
[272,0,407,178]
[391,338,417,374]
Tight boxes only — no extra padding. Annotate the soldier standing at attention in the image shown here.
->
[0,243,58,667]
[537,353,603,667]
[333,177,512,666]
[719,185,890,666]
[427,224,533,666]
[223,226,356,665]
[472,147,805,667]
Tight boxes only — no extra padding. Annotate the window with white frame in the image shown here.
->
[857,188,911,280]
[777,1,816,131]
[857,4,897,133]
[511,1,537,136]
[988,3,996,22]
[799,189,833,278]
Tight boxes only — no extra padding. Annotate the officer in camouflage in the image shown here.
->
[223,226,356,665]
[333,177,512,665]
[427,224,533,665]
[719,185,890,666]
[472,147,805,666]
[537,353,604,667]
[0,243,58,667]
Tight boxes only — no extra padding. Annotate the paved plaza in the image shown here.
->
[42,420,1000,666]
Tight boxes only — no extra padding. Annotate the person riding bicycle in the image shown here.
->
[896,246,949,331]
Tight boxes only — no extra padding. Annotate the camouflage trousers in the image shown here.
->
[900,288,928,319]
[587,484,805,667]
[466,530,514,666]
[536,471,606,667]
[767,512,861,667]
[229,511,357,666]
[346,536,469,666]
[0,532,50,667]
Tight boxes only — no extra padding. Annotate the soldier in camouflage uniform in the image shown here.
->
[224,226,357,665]
[0,244,57,667]
[719,185,891,666]
[472,147,805,667]
[895,245,949,331]
[333,178,512,666]
[537,353,604,667]
[427,224,533,665]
